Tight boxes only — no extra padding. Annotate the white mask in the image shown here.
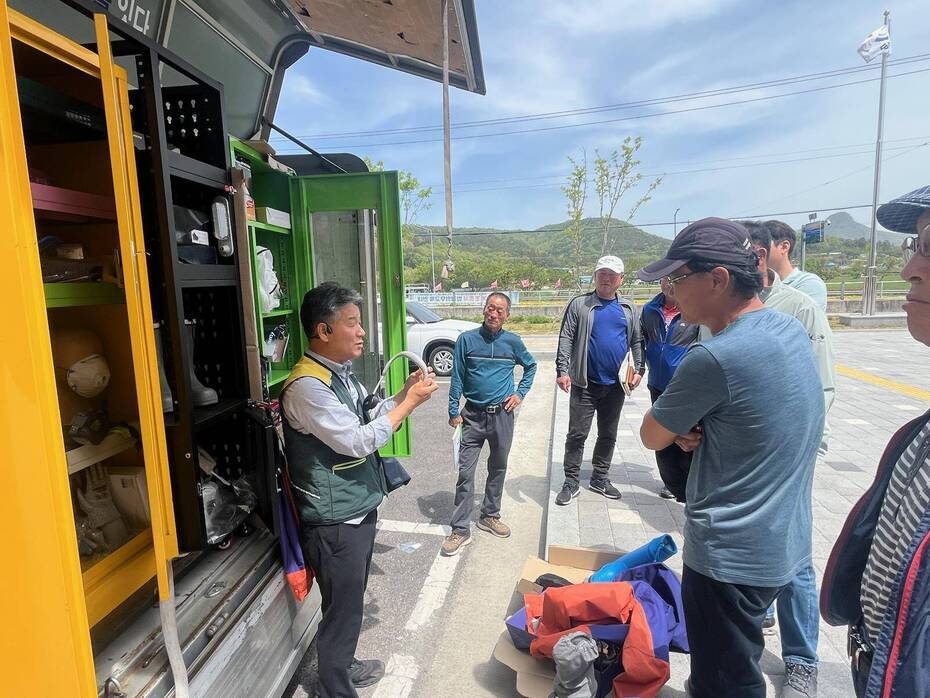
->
[67,354,111,397]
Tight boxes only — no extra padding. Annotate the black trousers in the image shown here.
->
[562,382,625,486]
[301,509,377,698]
[648,386,693,501]
[682,565,784,698]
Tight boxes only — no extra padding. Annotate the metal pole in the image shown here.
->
[673,208,680,235]
[864,10,891,316]
[441,0,454,259]
[801,234,807,271]
[429,229,436,289]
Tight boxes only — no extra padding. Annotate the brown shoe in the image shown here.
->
[476,516,511,538]
[441,531,472,556]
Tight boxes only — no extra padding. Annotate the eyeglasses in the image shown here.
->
[661,270,701,289]
[902,224,930,263]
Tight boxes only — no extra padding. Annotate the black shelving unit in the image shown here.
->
[113,37,275,551]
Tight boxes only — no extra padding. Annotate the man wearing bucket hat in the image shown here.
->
[636,218,824,698]
[554,255,645,506]
[820,185,930,697]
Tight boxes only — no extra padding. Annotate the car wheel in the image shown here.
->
[428,344,455,377]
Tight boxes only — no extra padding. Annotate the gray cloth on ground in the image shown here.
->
[549,631,598,698]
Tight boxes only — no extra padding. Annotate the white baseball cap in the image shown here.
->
[594,255,624,274]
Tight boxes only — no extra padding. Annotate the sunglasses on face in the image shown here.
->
[902,224,930,263]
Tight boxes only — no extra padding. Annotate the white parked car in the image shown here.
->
[405,301,479,376]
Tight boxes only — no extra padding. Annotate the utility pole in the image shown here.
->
[863,10,891,316]
[429,229,436,289]
[673,208,680,236]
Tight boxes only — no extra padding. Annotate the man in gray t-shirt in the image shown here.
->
[636,218,824,698]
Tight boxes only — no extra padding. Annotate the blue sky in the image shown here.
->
[273,0,930,240]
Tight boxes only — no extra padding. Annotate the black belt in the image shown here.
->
[467,401,504,414]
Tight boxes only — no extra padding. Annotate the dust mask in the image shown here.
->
[67,354,111,397]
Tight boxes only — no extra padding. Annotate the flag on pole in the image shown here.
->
[520,278,530,289]
[858,24,890,63]
[433,281,443,292]
[555,278,562,289]
[490,280,498,289]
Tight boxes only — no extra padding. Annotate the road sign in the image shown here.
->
[802,221,825,244]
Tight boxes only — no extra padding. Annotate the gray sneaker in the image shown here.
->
[783,662,817,698]
[555,483,580,506]
[589,479,621,499]
[440,531,471,556]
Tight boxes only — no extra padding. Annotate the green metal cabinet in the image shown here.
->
[231,140,410,457]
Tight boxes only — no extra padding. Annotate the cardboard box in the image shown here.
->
[256,206,291,229]
[493,545,626,698]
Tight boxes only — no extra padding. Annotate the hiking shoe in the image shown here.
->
[348,658,385,688]
[659,487,676,500]
[555,483,580,506]
[783,662,818,698]
[440,531,471,556]
[590,479,621,499]
[477,516,511,538]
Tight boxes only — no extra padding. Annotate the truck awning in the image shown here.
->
[282,0,485,95]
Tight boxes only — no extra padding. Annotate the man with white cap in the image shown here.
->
[555,255,645,505]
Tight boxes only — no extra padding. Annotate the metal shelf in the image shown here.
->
[261,308,291,319]
[66,427,137,475]
[44,282,125,307]
[248,220,289,235]
[167,150,227,187]
[267,369,289,387]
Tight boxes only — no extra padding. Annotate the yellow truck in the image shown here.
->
[0,1,483,695]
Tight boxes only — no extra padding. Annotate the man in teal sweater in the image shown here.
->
[441,292,537,556]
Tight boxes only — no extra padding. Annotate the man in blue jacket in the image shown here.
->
[821,185,930,697]
[640,292,699,501]
[442,292,537,556]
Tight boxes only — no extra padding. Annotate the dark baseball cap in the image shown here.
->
[636,217,756,282]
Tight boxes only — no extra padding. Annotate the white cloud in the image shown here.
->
[540,0,738,35]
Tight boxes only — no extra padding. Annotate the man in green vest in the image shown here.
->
[281,282,437,697]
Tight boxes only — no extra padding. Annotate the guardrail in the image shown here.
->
[408,279,909,306]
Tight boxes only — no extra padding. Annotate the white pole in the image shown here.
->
[441,0,454,262]
[430,229,436,289]
[864,10,890,316]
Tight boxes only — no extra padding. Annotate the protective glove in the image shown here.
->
[77,464,129,549]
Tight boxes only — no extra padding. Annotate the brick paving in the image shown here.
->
[544,329,930,697]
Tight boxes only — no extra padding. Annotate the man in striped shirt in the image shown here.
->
[821,185,930,697]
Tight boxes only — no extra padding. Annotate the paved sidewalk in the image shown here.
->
[544,330,930,697]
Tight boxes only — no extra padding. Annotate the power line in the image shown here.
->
[417,135,930,189]
[274,66,930,151]
[273,53,930,141]
[411,203,878,238]
[429,143,926,195]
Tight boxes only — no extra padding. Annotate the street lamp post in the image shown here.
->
[673,208,680,236]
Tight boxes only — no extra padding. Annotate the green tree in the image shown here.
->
[593,137,663,256]
[364,157,434,260]
[562,151,588,290]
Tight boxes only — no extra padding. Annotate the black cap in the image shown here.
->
[636,217,757,282]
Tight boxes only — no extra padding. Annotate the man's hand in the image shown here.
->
[556,375,572,393]
[397,367,434,402]
[503,394,522,412]
[449,415,463,427]
[674,428,703,452]
[404,377,437,407]
[629,373,643,390]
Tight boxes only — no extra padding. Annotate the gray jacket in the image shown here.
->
[556,292,645,388]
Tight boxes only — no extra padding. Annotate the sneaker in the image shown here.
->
[659,487,676,500]
[555,483,580,506]
[762,613,777,635]
[783,662,818,698]
[589,479,621,499]
[348,658,385,688]
[477,516,511,538]
[440,531,472,556]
